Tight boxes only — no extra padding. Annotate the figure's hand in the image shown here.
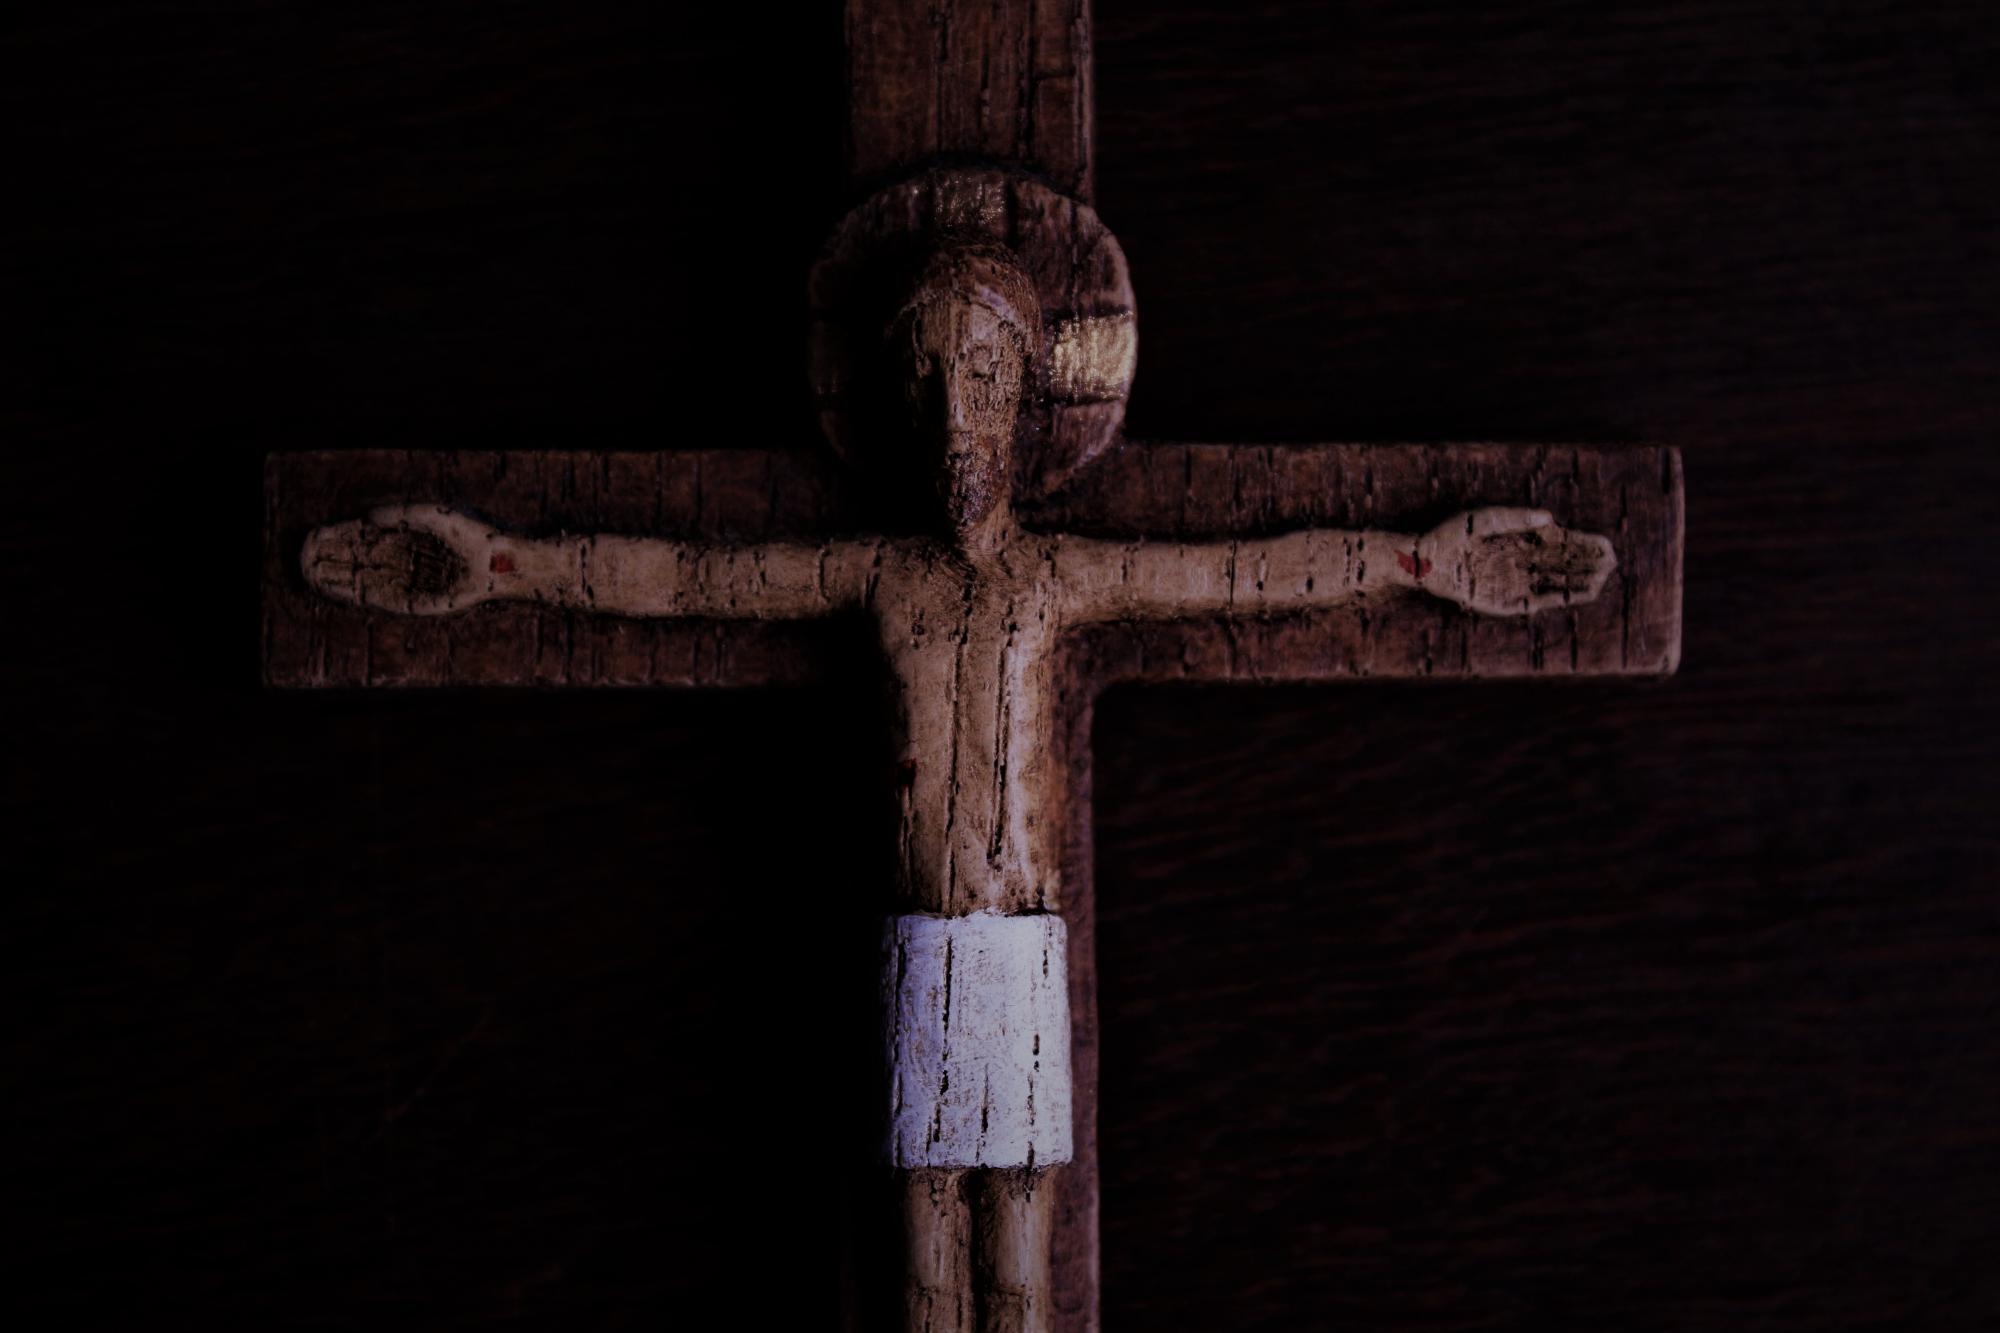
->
[300,504,495,615]
[1416,507,1616,617]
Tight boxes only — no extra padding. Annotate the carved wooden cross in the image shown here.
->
[263,4,1682,1329]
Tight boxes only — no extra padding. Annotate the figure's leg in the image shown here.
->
[905,1168,972,1333]
[974,1169,1055,1333]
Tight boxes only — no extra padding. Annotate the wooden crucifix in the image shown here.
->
[262,3,1682,1330]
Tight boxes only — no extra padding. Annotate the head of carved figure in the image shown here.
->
[888,243,1040,556]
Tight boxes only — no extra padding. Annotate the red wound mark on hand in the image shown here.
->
[489,553,516,575]
[1395,550,1432,579]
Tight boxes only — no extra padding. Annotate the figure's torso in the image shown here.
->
[867,539,1066,915]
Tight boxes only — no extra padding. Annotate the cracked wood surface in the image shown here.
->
[262,449,853,690]
[266,440,1677,1333]
[266,442,1678,692]
[290,490,1637,915]
[847,0,1094,199]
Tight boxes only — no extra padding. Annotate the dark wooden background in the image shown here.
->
[10,0,1997,1327]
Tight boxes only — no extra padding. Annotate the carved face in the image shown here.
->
[889,246,1039,553]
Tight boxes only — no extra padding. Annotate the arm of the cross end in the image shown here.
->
[1042,442,1682,682]
[1054,507,1614,622]
[262,448,860,688]
[300,505,881,621]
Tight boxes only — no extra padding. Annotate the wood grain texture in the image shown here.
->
[905,1169,975,1332]
[1081,2,1999,1329]
[847,0,1094,198]
[269,438,1665,1333]
[1039,442,1679,684]
[11,0,1998,1329]
[1039,441,1677,1327]
[263,449,855,688]
[266,436,1671,1333]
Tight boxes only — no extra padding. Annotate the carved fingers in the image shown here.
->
[300,504,493,615]
[1419,508,1617,617]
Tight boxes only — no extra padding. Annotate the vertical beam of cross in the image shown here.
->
[846,0,1094,201]
[262,4,1683,1331]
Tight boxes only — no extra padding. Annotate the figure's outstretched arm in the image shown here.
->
[1056,507,1615,622]
[301,504,883,619]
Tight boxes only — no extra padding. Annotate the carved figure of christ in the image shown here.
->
[301,486,1616,1325]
